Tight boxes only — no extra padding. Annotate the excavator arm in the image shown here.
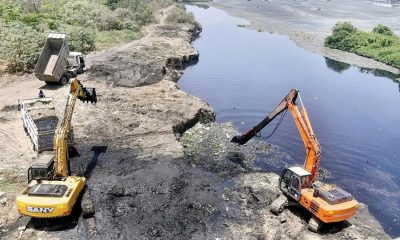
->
[287,96,321,182]
[54,79,97,178]
[231,89,321,182]
[231,89,298,145]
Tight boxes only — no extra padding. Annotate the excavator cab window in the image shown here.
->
[289,175,301,201]
[280,169,292,194]
[28,160,54,183]
[279,169,301,201]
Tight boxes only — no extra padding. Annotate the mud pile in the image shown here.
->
[181,122,273,174]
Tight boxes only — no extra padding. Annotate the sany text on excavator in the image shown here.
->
[231,89,358,232]
[16,79,97,218]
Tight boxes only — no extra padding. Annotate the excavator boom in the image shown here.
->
[55,80,96,177]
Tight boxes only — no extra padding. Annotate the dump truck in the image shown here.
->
[18,97,74,152]
[34,33,85,85]
[18,97,59,152]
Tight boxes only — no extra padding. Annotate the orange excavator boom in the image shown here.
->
[231,89,321,181]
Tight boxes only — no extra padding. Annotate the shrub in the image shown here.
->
[134,5,154,26]
[0,21,46,71]
[166,7,199,27]
[332,22,357,34]
[373,24,394,36]
[66,27,96,53]
[106,0,121,10]
[0,4,21,22]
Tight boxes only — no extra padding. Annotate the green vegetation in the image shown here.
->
[0,0,176,71]
[96,29,143,50]
[165,6,199,28]
[325,22,400,68]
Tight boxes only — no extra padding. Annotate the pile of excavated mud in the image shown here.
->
[181,122,273,174]
[31,115,58,132]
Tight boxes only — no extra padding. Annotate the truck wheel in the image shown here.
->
[59,75,68,85]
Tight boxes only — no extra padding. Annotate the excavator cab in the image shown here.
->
[27,155,55,182]
[279,167,312,201]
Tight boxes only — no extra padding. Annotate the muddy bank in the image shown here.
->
[180,123,390,240]
[210,0,400,74]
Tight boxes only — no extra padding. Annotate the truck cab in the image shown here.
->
[68,52,85,75]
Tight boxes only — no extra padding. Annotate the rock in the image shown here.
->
[18,226,26,232]
[109,186,126,197]
[0,192,5,199]
[279,215,287,223]
[0,197,7,205]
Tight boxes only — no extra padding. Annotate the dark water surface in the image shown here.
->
[180,5,400,237]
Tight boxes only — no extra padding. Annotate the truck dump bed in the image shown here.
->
[34,33,70,83]
[20,98,58,151]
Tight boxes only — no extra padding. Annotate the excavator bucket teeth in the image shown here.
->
[79,87,97,104]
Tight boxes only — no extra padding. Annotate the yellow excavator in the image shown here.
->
[16,79,97,218]
[231,89,358,232]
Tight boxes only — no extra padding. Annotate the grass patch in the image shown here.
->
[325,22,400,68]
[0,170,24,192]
[96,30,144,50]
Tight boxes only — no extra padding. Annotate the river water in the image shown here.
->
[180,5,400,237]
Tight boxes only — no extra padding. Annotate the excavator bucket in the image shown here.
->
[79,87,97,104]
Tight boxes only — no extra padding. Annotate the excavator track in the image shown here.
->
[308,216,322,233]
[270,194,288,215]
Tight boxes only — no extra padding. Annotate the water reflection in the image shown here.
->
[325,57,400,91]
[325,57,351,73]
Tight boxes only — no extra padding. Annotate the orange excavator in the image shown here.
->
[231,89,358,232]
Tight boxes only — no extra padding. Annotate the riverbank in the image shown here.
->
[209,0,400,75]
[0,3,393,240]
[0,5,215,239]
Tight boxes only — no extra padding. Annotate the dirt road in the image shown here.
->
[0,4,392,240]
